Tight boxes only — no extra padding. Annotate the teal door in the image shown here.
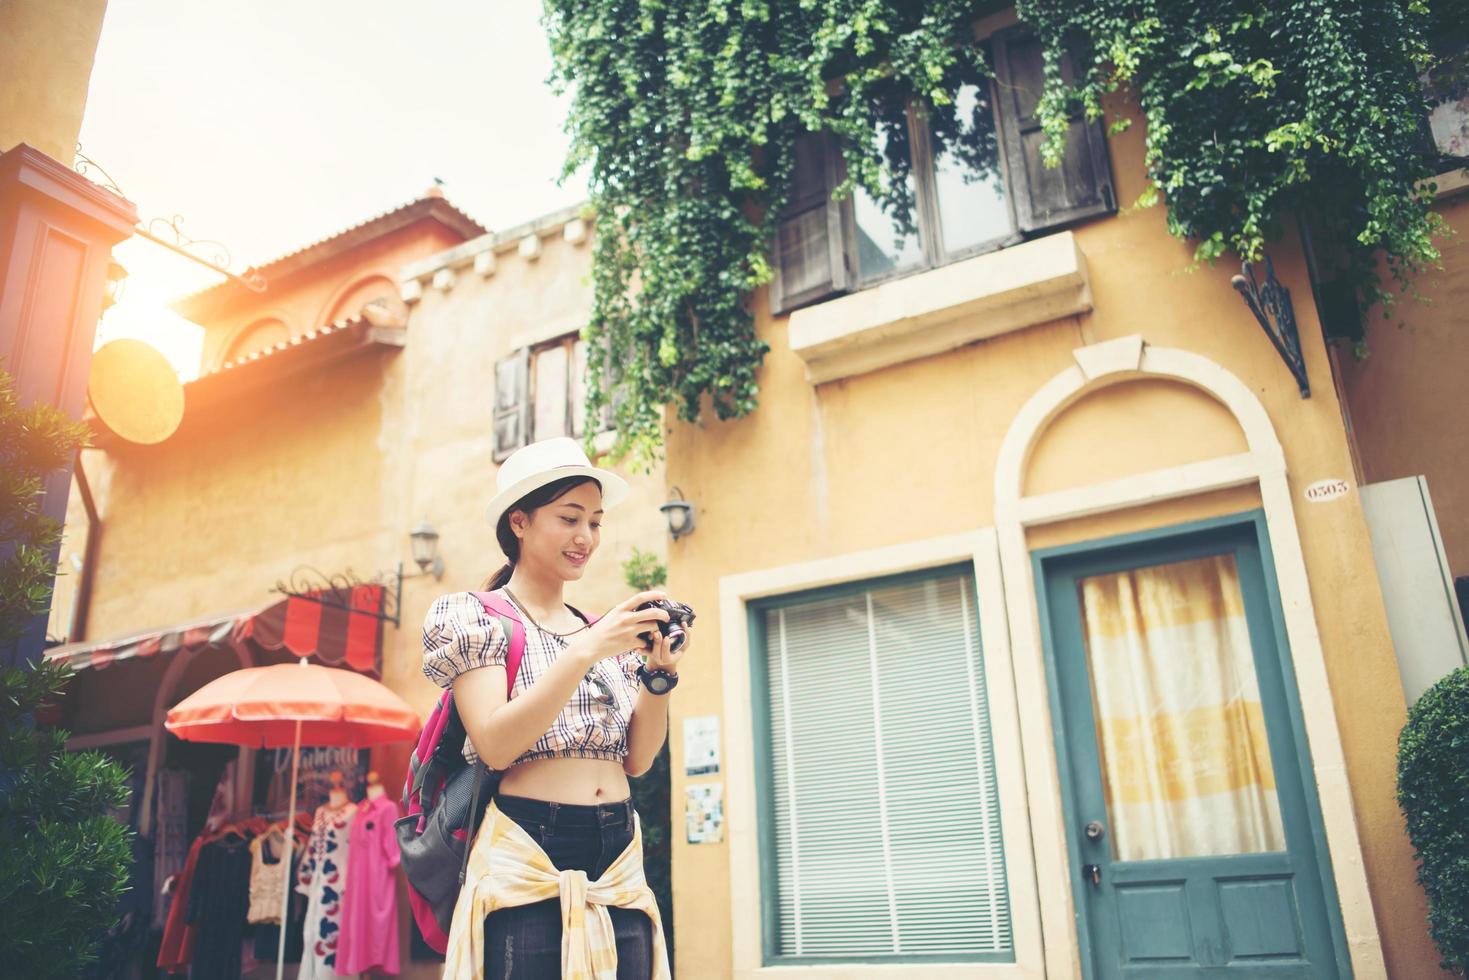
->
[1036,514,1348,978]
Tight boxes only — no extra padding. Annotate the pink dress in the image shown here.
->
[338,792,402,975]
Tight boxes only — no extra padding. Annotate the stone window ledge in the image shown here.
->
[786,231,1093,385]
[1429,167,1468,201]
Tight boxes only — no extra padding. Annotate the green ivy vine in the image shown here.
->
[1017,0,1451,340]
[544,0,1454,465]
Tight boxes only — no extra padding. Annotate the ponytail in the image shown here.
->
[483,561,515,591]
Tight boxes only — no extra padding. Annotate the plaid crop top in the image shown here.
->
[421,591,643,768]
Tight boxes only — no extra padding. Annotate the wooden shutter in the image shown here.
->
[492,347,530,461]
[757,571,1012,959]
[771,132,853,315]
[992,29,1115,234]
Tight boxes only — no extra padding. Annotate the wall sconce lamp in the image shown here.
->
[408,519,445,579]
[101,259,128,314]
[660,487,696,541]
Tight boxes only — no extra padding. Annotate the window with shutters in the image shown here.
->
[772,28,1115,315]
[749,566,1013,965]
[1423,31,1468,163]
[493,334,613,461]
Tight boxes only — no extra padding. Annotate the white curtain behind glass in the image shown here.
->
[1078,555,1287,862]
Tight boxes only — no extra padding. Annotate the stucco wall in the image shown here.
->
[1336,185,1469,578]
[0,0,109,164]
[660,89,1442,978]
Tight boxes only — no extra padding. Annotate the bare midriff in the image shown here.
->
[497,756,632,805]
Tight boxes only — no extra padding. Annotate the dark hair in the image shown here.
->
[482,475,602,590]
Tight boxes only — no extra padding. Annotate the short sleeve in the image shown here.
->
[422,592,508,689]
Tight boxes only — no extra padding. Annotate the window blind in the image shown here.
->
[759,572,1012,962]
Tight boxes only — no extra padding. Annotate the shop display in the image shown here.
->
[338,770,404,975]
[248,824,291,925]
[154,769,190,924]
[157,813,309,977]
[154,758,414,978]
[296,771,357,979]
[185,829,253,979]
[156,834,207,973]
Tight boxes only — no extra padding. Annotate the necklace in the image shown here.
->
[503,587,589,639]
[502,587,612,704]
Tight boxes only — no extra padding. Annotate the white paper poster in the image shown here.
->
[683,714,721,776]
[685,783,724,844]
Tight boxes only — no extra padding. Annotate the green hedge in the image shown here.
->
[1398,665,1469,974]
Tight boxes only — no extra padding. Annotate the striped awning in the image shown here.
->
[44,585,385,676]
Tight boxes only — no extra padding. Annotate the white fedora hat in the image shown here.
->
[485,437,630,531]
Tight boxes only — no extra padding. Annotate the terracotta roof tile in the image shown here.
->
[170,194,486,318]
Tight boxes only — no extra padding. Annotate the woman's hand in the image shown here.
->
[569,590,671,667]
[645,620,691,675]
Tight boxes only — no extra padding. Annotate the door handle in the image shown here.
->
[1082,863,1102,887]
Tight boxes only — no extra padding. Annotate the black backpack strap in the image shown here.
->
[458,762,487,888]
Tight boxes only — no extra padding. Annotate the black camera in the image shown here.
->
[636,598,696,653]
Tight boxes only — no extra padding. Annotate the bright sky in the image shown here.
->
[79,0,587,380]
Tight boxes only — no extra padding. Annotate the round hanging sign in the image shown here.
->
[88,338,185,445]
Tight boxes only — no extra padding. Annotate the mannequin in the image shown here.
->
[298,770,356,978]
[326,770,349,809]
[339,766,402,974]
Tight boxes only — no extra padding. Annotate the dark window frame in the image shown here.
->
[772,28,1116,316]
[846,92,1025,294]
[1422,31,1469,169]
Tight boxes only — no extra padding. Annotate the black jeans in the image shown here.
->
[484,794,654,979]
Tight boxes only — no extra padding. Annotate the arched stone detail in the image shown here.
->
[317,271,398,327]
[993,334,1385,979]
[220,315,291,366]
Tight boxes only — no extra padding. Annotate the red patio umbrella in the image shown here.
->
[165,658,419,980]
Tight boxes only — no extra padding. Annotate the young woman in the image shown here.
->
[422,437,684,979]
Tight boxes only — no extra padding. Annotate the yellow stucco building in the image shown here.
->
[649,16,1468,980]
[41,8,1469,980]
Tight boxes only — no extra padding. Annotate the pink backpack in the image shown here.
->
[394,591,525,953]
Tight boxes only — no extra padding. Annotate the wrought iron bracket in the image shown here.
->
[1231,255,1310,398]
[272,562,406,627]
[74,145,268,294]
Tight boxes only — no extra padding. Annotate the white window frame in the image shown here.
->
[718,528,1044,979]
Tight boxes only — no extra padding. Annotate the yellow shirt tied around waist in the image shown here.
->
[444,800,671,979]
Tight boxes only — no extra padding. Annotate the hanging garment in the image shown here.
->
[185,835,253,980]
[248,827,290,924]
[251,890,307,965]
[296,801,356,979]
[157,834,207,973]
[153,769,190,925]
[338,793,403,975]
